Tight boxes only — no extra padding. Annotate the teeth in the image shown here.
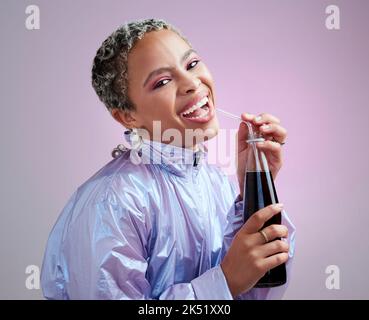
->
[182,96,209,116]
[186,106,209,119]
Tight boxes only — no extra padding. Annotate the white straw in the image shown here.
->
[216,107,264,172]
[216,108,243,122]
[216,108,255,138]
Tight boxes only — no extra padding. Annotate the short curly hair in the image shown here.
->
[91,18,191,112]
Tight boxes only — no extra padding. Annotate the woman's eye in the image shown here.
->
[154,79,170,89]
[153,60,200,90]
[187,59,200,70]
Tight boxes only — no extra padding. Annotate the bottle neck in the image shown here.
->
[245,122,264,144]
[245,127,269,173]
[246,130,265,144]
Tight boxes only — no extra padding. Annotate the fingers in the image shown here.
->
[245,224,288,248]
[238,113,256,143]
[261,224,288,242]
[259,123,287,144]
[259,239,289,258]
[237,113,254,146]
[240,112,256,122]
[241,203,284,234]
[239,113,287,144]
[255,140,282,162]
[237,121,249,144]
[253,112,281,125]
[240,112,281,126]
[261,252,289,271]
[256,139,282,153]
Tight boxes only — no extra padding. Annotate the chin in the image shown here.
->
[206,116,219,135]
[193,119,219,144]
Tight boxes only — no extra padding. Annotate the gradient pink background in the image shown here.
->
[1,0,368,299]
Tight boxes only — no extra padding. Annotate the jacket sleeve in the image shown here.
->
[220,189,296,300]
[87,187,235,300]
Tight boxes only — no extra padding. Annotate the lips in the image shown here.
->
[179,94,215,124]
[178,93,209,115]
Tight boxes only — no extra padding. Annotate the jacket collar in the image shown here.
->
[124,132,207,177]
[140,139,207,177]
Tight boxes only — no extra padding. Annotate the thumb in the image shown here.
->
[237,113,254,150]
[238,121,248,144]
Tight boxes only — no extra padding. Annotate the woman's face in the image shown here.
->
[112,29,219,149]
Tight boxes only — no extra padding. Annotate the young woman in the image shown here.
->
[41,18,295,300]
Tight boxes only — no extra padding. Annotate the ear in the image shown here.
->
[110,109,137,129]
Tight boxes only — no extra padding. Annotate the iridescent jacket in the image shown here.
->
[41,137,296,299]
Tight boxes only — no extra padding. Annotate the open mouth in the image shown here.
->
[182,104,209,119]
[180,96,214,123]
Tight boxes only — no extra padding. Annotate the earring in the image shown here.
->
[111,128,143,161]
[111,144,128,159]
[124,128,143,164]
[111,129,131,159]
[127,128,143,164]
[130,128,143,151]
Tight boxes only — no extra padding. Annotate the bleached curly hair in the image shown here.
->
[91,18,191,112]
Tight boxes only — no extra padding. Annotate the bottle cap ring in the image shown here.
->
[246,137,265,143]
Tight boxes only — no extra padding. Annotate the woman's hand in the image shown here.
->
[220,203,289,297]
[237,112,287,199]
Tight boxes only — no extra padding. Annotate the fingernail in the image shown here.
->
[255,116,262,122]
[256,142,264,146]
[261,124,270,131]
[243,113,253,119]
[273,203,284,209]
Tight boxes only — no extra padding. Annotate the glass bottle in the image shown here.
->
[243,122,287,287]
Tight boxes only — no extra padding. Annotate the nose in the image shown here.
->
[178,73,201,95]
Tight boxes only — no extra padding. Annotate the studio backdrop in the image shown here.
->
[1,0,368,299]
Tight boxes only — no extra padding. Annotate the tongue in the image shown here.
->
[184,106,204,118]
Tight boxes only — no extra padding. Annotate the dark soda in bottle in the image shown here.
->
[242,123,287,287]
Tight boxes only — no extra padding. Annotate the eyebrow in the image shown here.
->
[143,48,198,87]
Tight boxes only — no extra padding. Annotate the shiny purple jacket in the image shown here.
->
[41,138,296,299]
